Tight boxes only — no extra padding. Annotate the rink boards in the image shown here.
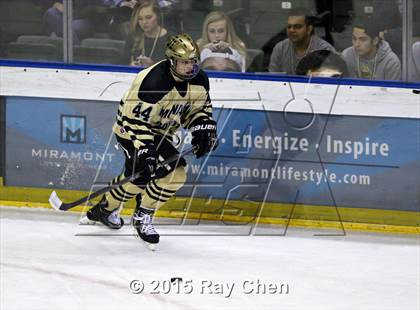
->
[0,62,419,232]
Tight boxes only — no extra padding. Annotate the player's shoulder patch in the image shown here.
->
[189,69,209,91]
[138,61,173,103]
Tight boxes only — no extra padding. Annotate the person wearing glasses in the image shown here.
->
[268,8,335,75]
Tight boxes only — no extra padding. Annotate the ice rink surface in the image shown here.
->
[1,206,419,310]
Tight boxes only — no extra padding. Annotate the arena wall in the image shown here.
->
[1,60,419,233]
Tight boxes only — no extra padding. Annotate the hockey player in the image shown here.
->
[86,33,218,248]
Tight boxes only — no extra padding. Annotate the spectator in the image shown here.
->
[125,0,170,67]
[32,0,56,11]
[106,1,138,39]
[42,0,116,45]
[410,41,420,81]
[197,11,247,72]
[200,45,243,72]
[269,8,335,75]
[296,50,349,77]
[371,0,420,59]
[116,0,138,9]
[109,0,181,41]
[108,0,139,23]
[341,20,401,80]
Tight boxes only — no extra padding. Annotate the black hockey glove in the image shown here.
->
[191,119,218,159]
[135,144,157,180]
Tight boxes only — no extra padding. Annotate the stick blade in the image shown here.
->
[49,191,63,211]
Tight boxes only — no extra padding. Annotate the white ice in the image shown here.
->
[1,206,419,310]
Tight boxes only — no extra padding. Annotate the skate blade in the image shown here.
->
[134,233,158,251]
[144,241,157,251]
[132,227,158,251]
[79,215,97,225]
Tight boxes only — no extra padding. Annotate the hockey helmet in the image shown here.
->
[166,33,200,80]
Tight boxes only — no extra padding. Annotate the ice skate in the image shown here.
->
[132,206,159,250]
[85,196,124,229]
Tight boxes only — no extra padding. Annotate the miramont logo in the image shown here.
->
[61,115,86,144]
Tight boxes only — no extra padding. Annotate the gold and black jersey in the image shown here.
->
[113,60,213,149]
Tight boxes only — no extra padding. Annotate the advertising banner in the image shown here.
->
[5,97,420,212]
[5,97,124,190]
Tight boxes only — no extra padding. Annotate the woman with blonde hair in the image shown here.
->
[197,11,247,71]
[125,0,171,67]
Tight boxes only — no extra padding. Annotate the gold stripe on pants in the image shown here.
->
[104,166,187,212]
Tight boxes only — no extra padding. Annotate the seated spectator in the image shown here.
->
[200,45,243,72]
[341,19,401,80]
[124,0,170,67]
[32,1,56,11]
[42,0,117,45]
[197,11,247,72]
[410,41,420,82]
[371,0,403,58]
[296,50,349,77]
[269,8,335,75]
[115,0,138,9]
[371,0,419,59]
[109,0,181,40]
[107,0,139,25]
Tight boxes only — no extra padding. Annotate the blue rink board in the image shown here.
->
[4,96,420,212]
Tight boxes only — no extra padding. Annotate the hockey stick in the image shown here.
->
[49,147,194,211]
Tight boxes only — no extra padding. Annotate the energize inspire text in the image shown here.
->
[232,130,390,159]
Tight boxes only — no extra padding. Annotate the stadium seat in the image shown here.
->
[246,48,264,73]
[6,35,64,61]
[73,46,124,65]
[81,38,125,51]
[17,35,63,52]
[80,39,126,64]
[7,42,61,61]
